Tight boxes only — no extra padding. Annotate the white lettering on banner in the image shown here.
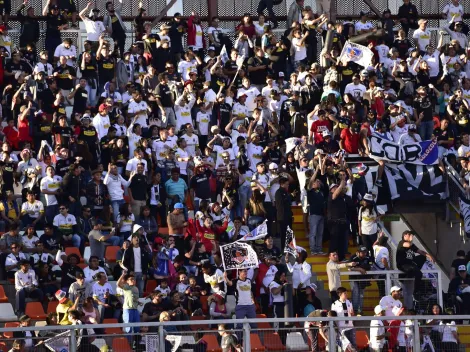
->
[397,164,423,188]
[426,165,444,188]
[459,197,470,237]
[401,143,422,163]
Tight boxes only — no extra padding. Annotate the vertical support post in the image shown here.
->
[385,271,392,296]
[69,328,77,352]
[207,0,218,24]
[328,320,336,352]
[413,320,421,352]
[437,270,443,308]
[159,324,165,351]
[243,322,251,352]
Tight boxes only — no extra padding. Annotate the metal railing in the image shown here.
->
[1,315,468,352]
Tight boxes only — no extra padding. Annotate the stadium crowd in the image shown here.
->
[0,0,469,350]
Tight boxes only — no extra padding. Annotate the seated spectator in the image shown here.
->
[15,260,43,316]
[208,291,231,321]
[448,264,470,314]
[83,255,107,284]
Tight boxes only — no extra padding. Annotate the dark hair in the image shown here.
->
[336,286,347,295]
[457,250,466,257]
[68,309,81,320]
[119,202,131,219]
[89,256,99,263]
[377,235,388,246]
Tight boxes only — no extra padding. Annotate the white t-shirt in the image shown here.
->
[379,295,402,317]
[152,139,173,162]
[458,144,470,157]
[181,134,199,156]
[22,235,40,249]
[269,281,284,303]
[358,207,378,234]
[413,28,431,51]
[175,147,189,175]
[40,175,63,206]
[261,265,278,294]
[196,111,210,135]
[54,44,77,66]
[194,24,204,49]
[355,21,374,33]
[236,278,254,305]
[21,200,44,219]
[53,213,77,233]
[442,3,463,22]
[204,269,224,293]
[83,19,106,42]
[369,319,385,348]
[92,282,114,302]
[373,245,389,270]
[344,83,367,101]
[422,51,440,77]
[213,145,235,167]
[238,86,260,112]
[178,60,198,81]
[375,44,390,64]
[247,143,263,170]
[125,158,148,175]
[440,321,458,343]
[252,172,271,202]
[92,114,111,140]
[128,100,149,128]
[292,37,307,62]
[133,246,142,272]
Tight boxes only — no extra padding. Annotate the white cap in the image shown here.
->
[269,163,278,170]
[133,224,143,233]
[390,285,402,293]
[208,46,215,51]
[374,305,384,315]
[278,72,285,77]
[315,149,325,156]
[458,265,467,271]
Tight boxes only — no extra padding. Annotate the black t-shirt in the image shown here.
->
[56,157,74,177]
[142,302,166,321]
[433,127,455,145]
[80,61,98,80]
[2,162,15,192]
[79,126,98,145]
[97,56,115,85]
[72,87,88,114]
[190,170,212,199]
[129,174,148,201]
[393,39,412,59]
[52,125,73,147]
[210,73,228,94]
[40,234,60,251]
[39,88,55,114]
[46,13,67,37]
[327,193,347,221]
[451,258,468,273]
[212,102,232,129]
[414,96,433,122]
[396,240,420,267]
[144,33,160,54]
[307,188,326,216]
[53,65,76,90]
[154,83,173,107]
[247,56,269,85]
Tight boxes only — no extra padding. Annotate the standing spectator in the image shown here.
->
[104,163,133,221]
[326,252,357,302]
[448,265,470,314]
[43,1,67,63]
[379,286,403,317]
[122,233,150,296]
[349,246,371,315]
[268,271,288,344]
[287,0,303,28]
[40,165,62,224]
[224,270,257,330]
[373,235,390,298]
[331,287,356,350]
[358,193,382,259]
[306,174,326,255]
[275,177,293,251]
[15,259,43,316]
[16,0,40,49]
[88,218,120,259]
[369,305,389,352]
[103,0,126,57]
[412,19,431,53]
[398,0,418,36]
[117,271,140,346]
[218,324,242,352]
[128,163,148,216]
[327,179,349,261]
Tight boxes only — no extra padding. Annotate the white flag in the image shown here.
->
[236,54,245,70]
[338,41,374,68]
[220,45,229,64]
[284,226,297,257]
[285,137,301,154]
[221,241,259,270]
[239,220,268,241]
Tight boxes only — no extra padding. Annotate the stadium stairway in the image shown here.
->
[292,206,470,350]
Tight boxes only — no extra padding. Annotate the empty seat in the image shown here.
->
[25,302,47,320]
[200,295,209,315]
[3,322,20,339]
[0,285,8,303]
[47,300,59,314]
[105,246,120,263]
[144,280,157,296]
[65,247,83,262]
[112,337,132,352]
[250,333,266,351]
[103,318,122,335]
[0,303,18,322]
[356,330,369,349]
[265,332,287,351]
[256,314,271,329]
[201,334,222,352]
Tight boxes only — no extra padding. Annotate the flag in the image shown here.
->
[285,137,301,154]
[239,220,268,241]
[284,226,297,257]
[221,241,259,270]
[220,45,229,64]
[236,54,245,70]
[338,41,374,68]
[460,195,470,238]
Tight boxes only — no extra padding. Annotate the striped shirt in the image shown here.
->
[164,178,188,203]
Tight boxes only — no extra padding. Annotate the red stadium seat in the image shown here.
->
[25,302,47,320]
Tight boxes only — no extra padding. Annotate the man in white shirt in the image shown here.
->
[344,74,367,101]
[125,148,148,177]
[238,77,261,113]
[93,103,111,140]
[53,39,77,67]
[92,272,117,319]
[40,165,63,224]
[15,260,43,315]
[379,285,403,317]
[442,0,464,23]
[175,138,191,180]
[443,20,468,49]
[20,191,45,228]
[79,3,106,44]
[355,11,375,34]
[292,29,308,66]
[127,91,150,131]
[104,163,133,221]
[331,287,356,350]
[413,19,431,52]
[458,133,470,157]
[181,124,200,157]
[369,305,388,352]
[53,205,81,249]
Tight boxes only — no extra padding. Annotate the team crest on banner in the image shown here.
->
[221,242,259,270]
[284,226,297,257]
[338,41,374,68]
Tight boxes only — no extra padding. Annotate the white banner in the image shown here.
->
[239,220,268,241]
[284,226,297,257]
[338,41,374,68]
[221,241,259,270]
[459,196,470,238]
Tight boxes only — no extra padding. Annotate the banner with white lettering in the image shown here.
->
[459,196,470,238]
[221,241,259,270]
[369,134,439,165]
[284,226,297,257]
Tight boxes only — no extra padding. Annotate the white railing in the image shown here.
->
[0,315,468,352]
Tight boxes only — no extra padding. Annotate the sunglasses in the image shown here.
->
[11,246,17,249]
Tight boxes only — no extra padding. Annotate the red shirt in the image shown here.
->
[340,128,360,154]
[18,117,32,143]
[3,125,19,150]
[310,119,332,145]
[372,97,385,117]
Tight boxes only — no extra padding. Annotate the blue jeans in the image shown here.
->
[419,120,434,141]
[111,199,125,222]
[238,184,252,212]
[123,308,140,335]
[45,204,59,224]
[106,236,121,247]
[234,304,257,329]
[134,272,144,297]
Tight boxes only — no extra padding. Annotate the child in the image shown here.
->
[163,149,177,179]
[155,278,171,298]
[176,272,190,294]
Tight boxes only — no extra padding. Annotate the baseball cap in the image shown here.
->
[322,130,332,138]
[208,46,215,51]
[458,265,467,271]
[55,290,67,303]
[418,19,428,25]
[363,193,374,202]
[390,285,402,293]
[269,163,278,170]
[359,246,368,252]
[155,237,164,245]
[374,305,384,315]
[278,72,285,77]
[75,272,85,279]
[133,224,143,233]
[174,203,184,209]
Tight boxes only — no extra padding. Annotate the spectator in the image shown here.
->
[15,260,43,316]
[326,251,357,302]
[369,305,389,352]
[331,286,356,349]
[349,246,371,315]
[448,264,470,314]
[122,233,151,296]
[379,285,403,317]
[224,269,257,329]
[117,271,140,345]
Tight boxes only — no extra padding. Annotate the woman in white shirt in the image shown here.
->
[372,234,390,298]
[358,193,382,260]
[269,271,288,344]
[116,203,135,246]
